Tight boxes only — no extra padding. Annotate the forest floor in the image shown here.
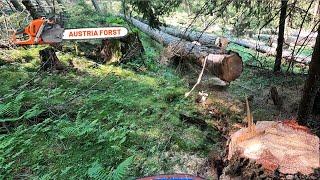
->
[0,37,312,179]
[0,7,316,179]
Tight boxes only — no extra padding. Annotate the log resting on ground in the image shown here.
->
[161,26,311,64]
[232,39,311,64]
[290,30,318,39]
[253,34,316,47]
[120,15,243,82]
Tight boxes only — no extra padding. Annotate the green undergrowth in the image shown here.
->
[227,42,306,99]
[0,29,218,179]
[226,43,306,121]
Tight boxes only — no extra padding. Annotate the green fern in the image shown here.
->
[0,103,44,123]
[87,156,134,180]
[0,101,21,118]
[60,120,97,138]
[109,156,134,180]
[87,161,109,180]
[22,104,44,119]
[0,92,26,119]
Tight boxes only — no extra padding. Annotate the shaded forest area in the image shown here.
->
[0,0,319,179]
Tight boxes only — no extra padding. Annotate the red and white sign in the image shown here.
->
[62,27,128,40]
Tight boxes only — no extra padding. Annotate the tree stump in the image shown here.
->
[100,39,122,64]
[73,33,144,64]
[99,32,144,64]
[221,153,266,179]
[39,47,65,71]
[228,120,319,175]
[119,32,144,63]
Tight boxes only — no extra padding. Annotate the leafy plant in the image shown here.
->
[88,156,134,180]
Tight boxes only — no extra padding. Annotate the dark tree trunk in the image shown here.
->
[297,25,320,124]
[270,86,283,109]
[274,0,288,72]
[9,0,24,11]
[44,0,54,12]
[35,0,47,14]
[56,0,63,4]
[22,0,44,19]
[91,0,102,13]
[313,90,320,115]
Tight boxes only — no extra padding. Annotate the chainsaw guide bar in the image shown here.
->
[62,27,128,40]
[12,17,129,45]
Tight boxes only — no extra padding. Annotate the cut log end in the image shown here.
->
[207,53,243,82]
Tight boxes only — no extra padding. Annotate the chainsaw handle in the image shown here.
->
[12,18,46,45]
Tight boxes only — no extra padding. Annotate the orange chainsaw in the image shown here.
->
[12,17,128,45]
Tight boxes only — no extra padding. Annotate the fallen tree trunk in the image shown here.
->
[286,35,316,47]
[234,39,312,64]
[290,30,318,39]
[225,39,311,64]
[254,34,316,47]
[121,15,243,82]
[160,26,219,47]
[161,26,311,64]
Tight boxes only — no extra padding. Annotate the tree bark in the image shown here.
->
[121,15,243,82]
[35,0,47,14]
[44,0,54,12]
[313,90,320,116]
[56,0,63,4]
[22,0,44,19]
[91,0,102,13]
[274,0,288,72]
[297,25,320,124]
[9,0,24,12]
[160,26,219,47]
[39,47,65,71]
